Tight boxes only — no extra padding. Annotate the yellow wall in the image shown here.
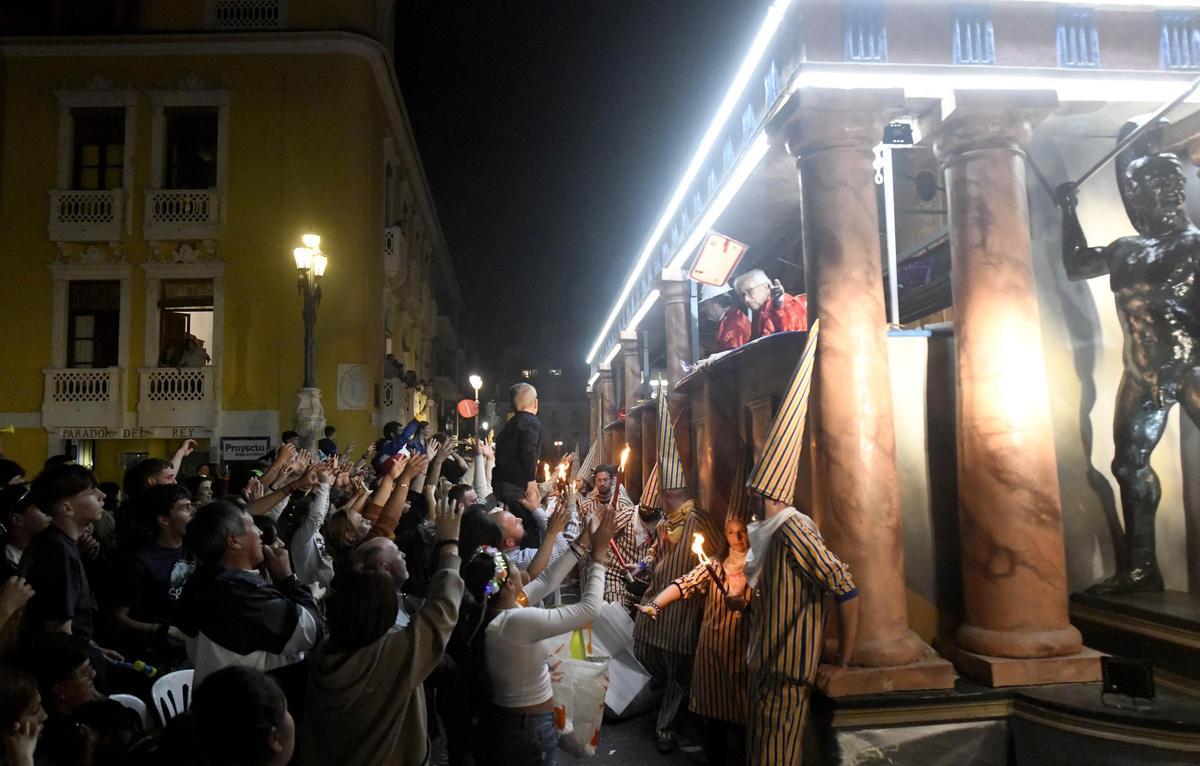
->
[0,39,430,484]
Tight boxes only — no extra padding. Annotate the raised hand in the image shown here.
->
[401,453,430,482]
[434,495,465,542]
[387,454,411,480]
[590,504,618,559]
[545,500,571,538]
[262,542,293,582]
[0,576,34,617]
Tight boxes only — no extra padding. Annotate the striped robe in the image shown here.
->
[671,559,752,724]
[632,511,709,655]
[578,494,640,608]
[747,511,856,766]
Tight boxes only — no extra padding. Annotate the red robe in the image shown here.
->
[716,307,751,351]
[752,292,807,337]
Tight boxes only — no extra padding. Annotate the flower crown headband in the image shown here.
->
[475,545,509,598]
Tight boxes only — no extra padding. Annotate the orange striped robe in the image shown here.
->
[747,512,856,766]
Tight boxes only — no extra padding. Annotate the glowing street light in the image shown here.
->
[293,233,329,389]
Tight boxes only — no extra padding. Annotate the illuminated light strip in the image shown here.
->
[601,344,621,366]
[586,371,600,389]
[622,288,661,335]
[1007,0,1199,5]
[789,65,1200,105]
[584,0,795,364]
[666,134,771,272]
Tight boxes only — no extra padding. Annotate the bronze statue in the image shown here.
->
[1059,152,1200,594]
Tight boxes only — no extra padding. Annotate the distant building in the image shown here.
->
[0,0,464,478]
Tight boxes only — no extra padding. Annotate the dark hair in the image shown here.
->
[463,547,505,606]
[459,504,501,566]
[31,633,91,691]
[325,569,398,651]
[281,431,300,443]
[0,484,28,518]
[382,420,402,439]
[593,464,617,479]
[185,475,212,496]
[129,483,191,548]
[253,515,278,546]
[185,501,246,565]
[29,464,96,516]
[322,510,365,563]
[324,425,336,438]
[0,459,25,487]
[0,667,38,730]
[43,453,75,471]
[192,667,287,766]
[448,483,474,508]
[123,458,172,498]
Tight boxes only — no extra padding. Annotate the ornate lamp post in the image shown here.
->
[292,233,329,448]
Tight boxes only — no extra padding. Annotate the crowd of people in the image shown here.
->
[0,376,857,766]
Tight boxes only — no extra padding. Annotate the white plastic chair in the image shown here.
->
[109,693,152,729]
[150,669,194,726]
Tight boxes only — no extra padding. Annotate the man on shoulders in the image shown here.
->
[493,383,542,546]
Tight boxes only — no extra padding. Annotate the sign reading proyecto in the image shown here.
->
[689,231,748,286]
[221,436,271,462]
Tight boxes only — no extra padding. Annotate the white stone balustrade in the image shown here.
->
[144,189,221,241]
[137,366,217,429]
[48,189,124,242]
[42,367,125,429]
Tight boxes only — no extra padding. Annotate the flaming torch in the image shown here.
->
[613,445,631,508]
[691,533,729,598]
[543,461,551,484]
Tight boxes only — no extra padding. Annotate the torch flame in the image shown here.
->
[557,463,567,481]
[619,445,631,472]
[543,462,551,483]
[691,533,710,566]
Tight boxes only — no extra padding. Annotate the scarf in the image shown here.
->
[744,506,799,587]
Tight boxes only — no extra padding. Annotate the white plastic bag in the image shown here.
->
[558,656,611,757]
[546,632,576,737]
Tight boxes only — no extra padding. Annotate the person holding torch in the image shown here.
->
[637,514,753,764]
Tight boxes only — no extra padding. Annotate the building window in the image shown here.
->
[68,281,120,368]
[1161,11,1200,70]
[548,369,563,377]
[72,109,124,190]
[1057,7,1100,68]
[953,5,995,65]
[157,279,214,367]
[522,369,538,379]
[844,0,887,62]
[165,108,218,189]
[209,0,284,30]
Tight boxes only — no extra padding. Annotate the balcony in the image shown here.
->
[48,190,124,242]
[144,189,221,241]
[42,367,125,430]
[384,225,405,280]
[137,367,218,430]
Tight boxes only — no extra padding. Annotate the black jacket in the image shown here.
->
[492,411,541,489]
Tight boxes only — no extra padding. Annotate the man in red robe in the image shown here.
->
[734,269,808,337]
[702,293,751,351]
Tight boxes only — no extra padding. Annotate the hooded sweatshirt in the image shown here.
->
[300,552,463,766]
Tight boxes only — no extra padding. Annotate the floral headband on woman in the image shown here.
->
[475,545,510,597]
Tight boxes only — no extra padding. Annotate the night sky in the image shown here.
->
[393,1,770,386]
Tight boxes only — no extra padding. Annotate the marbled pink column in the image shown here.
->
[787,88,925,667]
[662,279,691,391]
[598,367,617,463]
[933,91,1081,658]
[621,337,643,498]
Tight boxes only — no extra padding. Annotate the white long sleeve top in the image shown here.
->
[485,550,604,708]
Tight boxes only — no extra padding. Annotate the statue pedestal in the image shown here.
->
[294,386,326,451]
[819,654,957,697]
[952,647,1103,688]
[1071,590,1200,697]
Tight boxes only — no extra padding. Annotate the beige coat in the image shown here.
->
[300,553,463,766]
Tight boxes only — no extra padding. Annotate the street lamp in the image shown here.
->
[293,233,328,389]
[468,374,483,441]
[553,439,564,457]
[292,233,329,449]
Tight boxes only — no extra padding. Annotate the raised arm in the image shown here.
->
[1059,184,1111,281]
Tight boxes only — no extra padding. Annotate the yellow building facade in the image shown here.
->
[0,0,463,482]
